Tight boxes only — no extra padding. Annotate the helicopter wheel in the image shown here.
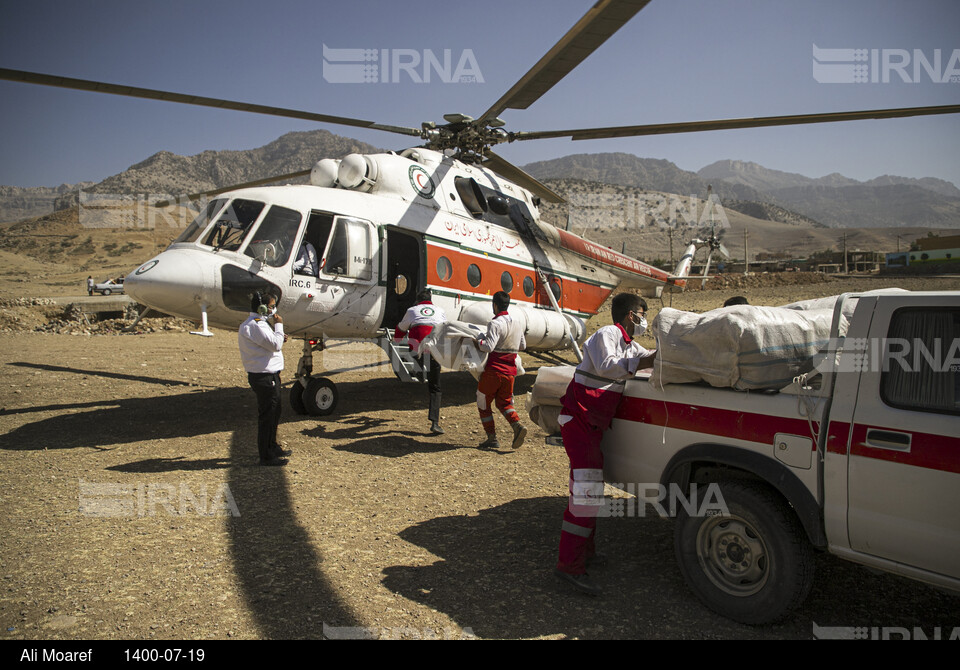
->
[303,377,338,416]
[289,381,307,415]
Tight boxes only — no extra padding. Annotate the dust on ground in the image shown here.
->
[1,274,959,640]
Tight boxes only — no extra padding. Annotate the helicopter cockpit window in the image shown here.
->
[170,198,227,247]
[244,205,302,268]
[323,217,373,280]
[459,181,541,240]
[202,199,265,251]
[455,177,487,218]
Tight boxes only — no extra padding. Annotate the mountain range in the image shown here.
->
[522,154,960,229]
[0,132,957,230]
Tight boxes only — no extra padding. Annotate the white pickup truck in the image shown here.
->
[601,291,960,624]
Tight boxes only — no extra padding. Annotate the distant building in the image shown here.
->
[885,251,910,268]
[914,234,960,251]
[907,235,960,265]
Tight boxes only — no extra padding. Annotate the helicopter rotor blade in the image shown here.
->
[511,104,960,142]
[152,169,312,208]
[477,0,650,125]
[480,150,566,204]
[0,68,423,138]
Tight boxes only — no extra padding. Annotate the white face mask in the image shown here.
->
[633,314,647,338]
[633,316,647,337]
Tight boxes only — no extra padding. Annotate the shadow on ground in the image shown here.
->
[382,497,960,639]
[226,431,360,637]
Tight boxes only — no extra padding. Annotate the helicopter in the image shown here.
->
[2,0,958,417]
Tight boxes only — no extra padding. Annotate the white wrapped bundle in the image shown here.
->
[419,320,526,381]
[419,320,486,380]
[527,365,576,432]
[780,288,908,337]
[651,306,835,390]
[529,404,563,434]
[530,365,576,407]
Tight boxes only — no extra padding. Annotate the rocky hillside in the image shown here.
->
[0,130,382,222]
[523,153,764,202]
[86,130,382,197]
[699,159,960,228]
[0,182,94,223]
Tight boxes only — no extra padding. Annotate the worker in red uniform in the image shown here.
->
[395,289,447,435]
[554,292,656,596]
[476,291,527,450]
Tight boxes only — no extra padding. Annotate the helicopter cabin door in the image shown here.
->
[285,211,381,336]
[381,228,423,329]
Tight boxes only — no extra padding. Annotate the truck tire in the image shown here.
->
[102,289,111,296]
[674,480,815,625]
[303,377,338,416]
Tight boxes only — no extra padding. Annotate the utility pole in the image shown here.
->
[842,233,848,274]
[743,229,749,275]
[668,229,674,267]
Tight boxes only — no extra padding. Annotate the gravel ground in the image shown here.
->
[1,275,958,640]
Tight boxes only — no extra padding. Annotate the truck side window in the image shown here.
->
[881,307,960,415]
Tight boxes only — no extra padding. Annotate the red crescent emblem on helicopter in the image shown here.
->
[408,166,435,199]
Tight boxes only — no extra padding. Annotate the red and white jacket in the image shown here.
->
[478,311,526,376]
[395,301,446,354]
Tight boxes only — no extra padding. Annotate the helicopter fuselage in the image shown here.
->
[124,148,685,351]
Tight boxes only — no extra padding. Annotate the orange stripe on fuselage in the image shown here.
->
[425,243,612,315]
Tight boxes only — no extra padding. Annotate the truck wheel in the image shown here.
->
[289,381,307,415]
[674,480,814,625]
[303,377,338,416]
[102,289,111,296]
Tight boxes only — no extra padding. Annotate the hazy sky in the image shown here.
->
[1,0,958,189]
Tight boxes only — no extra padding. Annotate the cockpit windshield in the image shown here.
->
[202,199,265,251]
[243,205,303,267]
[169,198,227,247]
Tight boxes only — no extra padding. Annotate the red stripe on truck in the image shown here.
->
[617,401,960,475]
[615,397,814,447]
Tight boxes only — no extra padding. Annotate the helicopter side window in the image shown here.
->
[294,211,334,276]
[323,217,373,280]
[202,199,265,250]
[244,205,302,267]
[170,198,227,247]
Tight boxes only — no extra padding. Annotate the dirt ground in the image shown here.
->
[1,274,959,640]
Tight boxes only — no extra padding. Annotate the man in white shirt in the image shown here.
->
[293,241,319,276]
[476,291,527,450]
[395,289,447,434]
[238,291,290,466]
[554,292,656,595]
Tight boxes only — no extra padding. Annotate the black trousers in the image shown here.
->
[415,352,442,424]
[248,371,281,460]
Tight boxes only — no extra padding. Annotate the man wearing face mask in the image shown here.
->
[239,291,290,467]
[554,292,656,596]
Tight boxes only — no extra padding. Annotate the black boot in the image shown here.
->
[428,392,444,435]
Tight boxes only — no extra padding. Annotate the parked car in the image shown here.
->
[93,278,125,296]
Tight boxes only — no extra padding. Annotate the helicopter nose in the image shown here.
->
[125,252,207,314]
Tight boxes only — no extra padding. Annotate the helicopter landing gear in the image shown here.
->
[290,335,339,416]
[302,376,338,415]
